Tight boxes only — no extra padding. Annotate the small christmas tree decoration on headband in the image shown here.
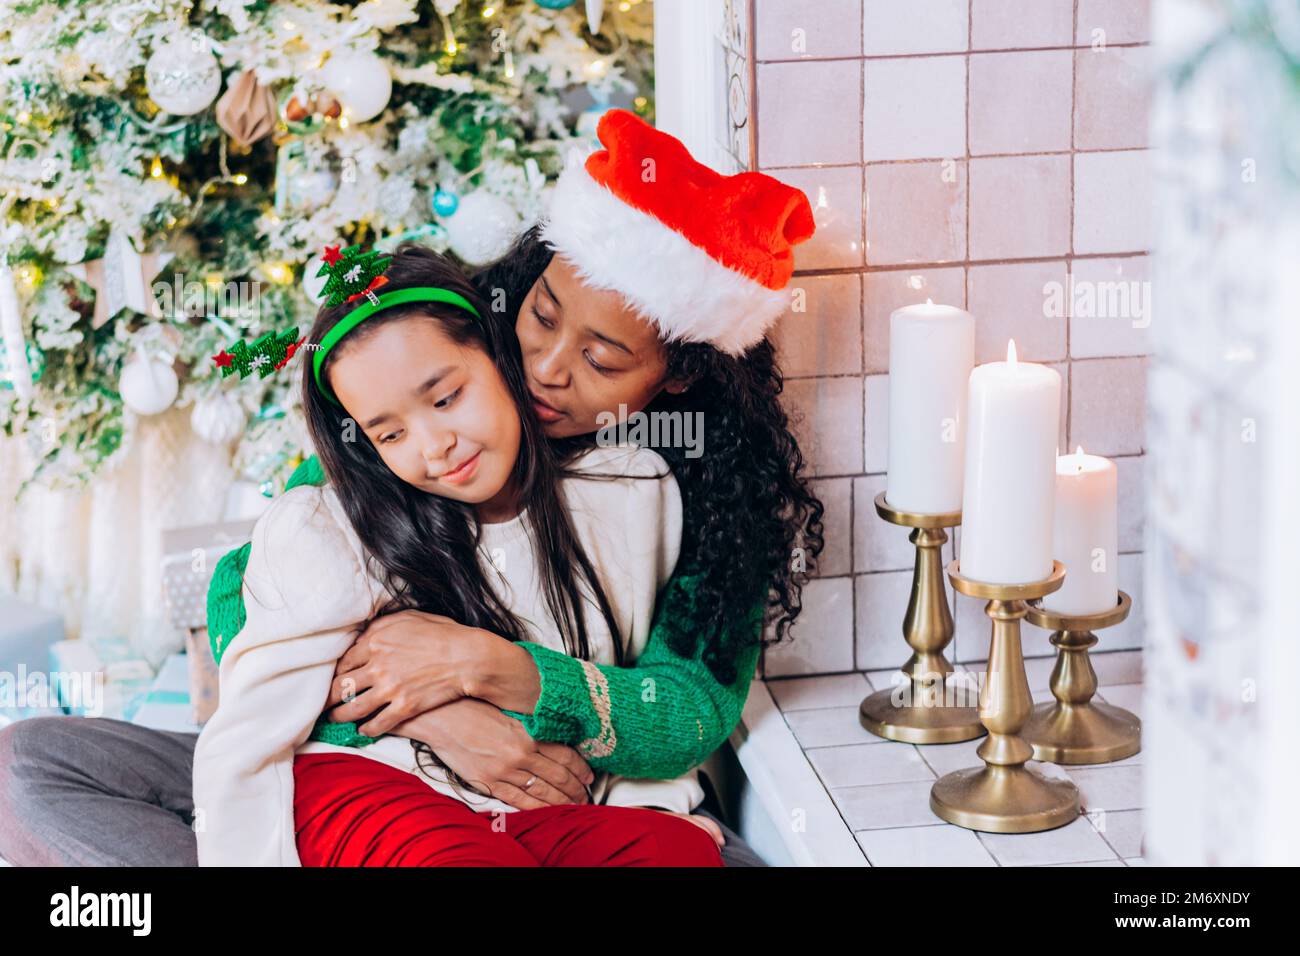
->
[317,244,392,307]
[212,327,302,379]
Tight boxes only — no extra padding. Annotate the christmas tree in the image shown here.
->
[0,0,654,492]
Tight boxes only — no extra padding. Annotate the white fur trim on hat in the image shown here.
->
[539,164,789,356]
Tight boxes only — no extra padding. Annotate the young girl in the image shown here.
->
[191,243,722,866]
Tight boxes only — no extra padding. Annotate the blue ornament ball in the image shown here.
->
[533,0,576,9]
[432,188,460,217]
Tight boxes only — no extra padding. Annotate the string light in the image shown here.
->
[17,264,42,289]
[150,157,164,178]
[265,262,292,284]
[233,173,248,185]
[16,111,30,124]
[482,4,496,16]
[504,50,515,78]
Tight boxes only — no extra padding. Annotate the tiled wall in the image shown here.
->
[748,0,1154,676]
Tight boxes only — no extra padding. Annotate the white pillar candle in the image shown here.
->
[885,299,975,514]
[1044,446,1119,615]
[958,340,1061,584]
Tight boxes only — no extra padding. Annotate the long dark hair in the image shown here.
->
[476,227,826,685]
[302,241,626,665]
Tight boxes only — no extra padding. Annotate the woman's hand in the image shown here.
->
[651,811,726,849]
[388,699,595,810]
[324,609,495,737]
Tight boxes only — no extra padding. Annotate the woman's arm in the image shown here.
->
[475,572,765,780]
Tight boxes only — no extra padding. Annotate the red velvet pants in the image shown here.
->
[293,752,724,867]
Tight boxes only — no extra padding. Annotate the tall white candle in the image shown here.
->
[1044,446,1119,615]
[958,340,1061,584]
[885,299,975,514]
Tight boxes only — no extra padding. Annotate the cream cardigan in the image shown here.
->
[192,444,702,866]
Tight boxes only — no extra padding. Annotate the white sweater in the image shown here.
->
[192,444,703,866]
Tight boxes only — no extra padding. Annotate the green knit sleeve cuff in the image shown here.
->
[513,641,585,741]
[307,714,379,748]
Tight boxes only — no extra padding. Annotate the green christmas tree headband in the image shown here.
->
[311,244,482,405]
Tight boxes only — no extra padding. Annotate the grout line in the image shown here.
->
[754,40,1151,66]
[966,0,973,267]
[790,249,1149,279]
[763,145,1149,172]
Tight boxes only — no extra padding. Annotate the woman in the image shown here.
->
[0,110,822,866]
[292,109,825,813]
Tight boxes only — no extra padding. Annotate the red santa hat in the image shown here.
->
[540,109,816,356]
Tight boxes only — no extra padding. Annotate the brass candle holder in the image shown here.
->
[929,559,1080,833]
[1021,591,1140,764]
[859,493,983,744]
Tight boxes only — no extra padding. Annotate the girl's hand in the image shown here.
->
[388,699,595,810]
[325,609,494,737]
[651,811,726,849]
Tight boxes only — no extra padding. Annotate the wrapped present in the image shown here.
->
[160,520,256,631]
[47,639,154,720]
[129,652,201,734]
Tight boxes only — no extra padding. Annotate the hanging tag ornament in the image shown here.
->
[68,230,173,329]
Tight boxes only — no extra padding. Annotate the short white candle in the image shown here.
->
[885,299,975,514]
[958,340,1061,584]
[1044,446,1119,615]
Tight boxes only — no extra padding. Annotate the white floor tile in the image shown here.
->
[856,824,997,866]
[808,741,935,788]
[785,706,887,748]
[917,737,986,776]
[1068,764,1144,812]
[1124,856,1147,866]
[1088,808,1144,858]
[833,780,942,830]
[766,672,872,712]
[1045,859,1126,867]
[978,815,1118,866]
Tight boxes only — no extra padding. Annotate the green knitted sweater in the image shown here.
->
[206,456,763,779]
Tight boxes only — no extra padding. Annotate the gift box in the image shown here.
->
[160,520,253,726]
[160,520,256,631]
[129,652,201,734]
[47,639,154,720]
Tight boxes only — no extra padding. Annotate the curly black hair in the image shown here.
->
[474,226,825,685]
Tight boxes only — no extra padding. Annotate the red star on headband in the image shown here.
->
[321,245,343,266]
[212,350,233,369]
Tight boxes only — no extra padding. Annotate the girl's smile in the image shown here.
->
[436,450,480,485]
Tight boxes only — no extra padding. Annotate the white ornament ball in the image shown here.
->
[443,191,521,266]
[319,51,392,124]
[191,392,248,445]
[120,353,179,416]
[146,34,222,116]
